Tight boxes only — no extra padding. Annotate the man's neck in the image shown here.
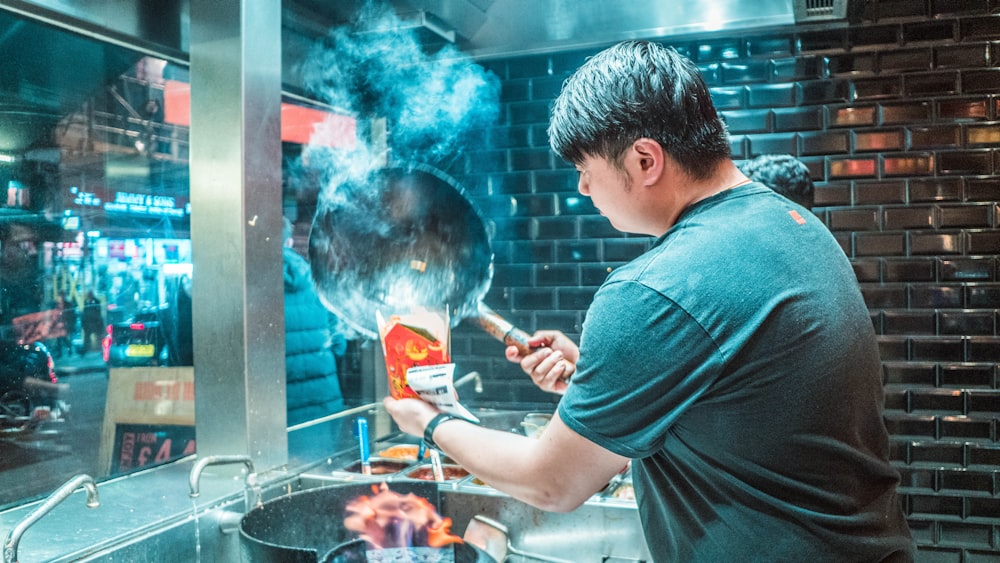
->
[648,160,748,236]
[686,161,749,205]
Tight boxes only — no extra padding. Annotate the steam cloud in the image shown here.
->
[292,1,500,339]
[294,0,501,199]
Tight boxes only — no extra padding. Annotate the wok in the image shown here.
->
[240,482,453,563]
[308,163,533,352]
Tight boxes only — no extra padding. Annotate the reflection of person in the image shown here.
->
[81,291,103,354]
[739,153,814,209]
[173,275,194,366]
[55,293,77,358]
[283,218,346,427]
[384,40,914,562]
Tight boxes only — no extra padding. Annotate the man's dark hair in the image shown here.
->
[548,40,731,180]
[739,154,815,209]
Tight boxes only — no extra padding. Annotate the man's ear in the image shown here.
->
[630,138,665,186]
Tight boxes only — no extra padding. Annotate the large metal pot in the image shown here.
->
[240,482,488,562]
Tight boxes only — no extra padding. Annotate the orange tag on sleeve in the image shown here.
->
[788,210,806,225]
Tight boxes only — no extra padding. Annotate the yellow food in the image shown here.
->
[377,444,425,460]
[612,483,635,500]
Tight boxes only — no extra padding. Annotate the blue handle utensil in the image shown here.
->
[355,417,371,475]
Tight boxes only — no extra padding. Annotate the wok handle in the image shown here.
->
[476,303,573,384]
[476,303,534,355]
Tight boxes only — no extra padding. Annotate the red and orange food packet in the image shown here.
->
[377,310,450,399]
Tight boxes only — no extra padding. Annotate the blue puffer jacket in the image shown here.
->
[283,247,346,426]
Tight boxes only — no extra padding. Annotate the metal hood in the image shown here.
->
[287,0,848,59]
[422,0,800,57]
[0,0,849,155]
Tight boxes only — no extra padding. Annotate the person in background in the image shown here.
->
[384,40,913,562]
[739,153,815,209]
[173,274,194,366]
[54,293,77,358]
[283,217,346,427]
[81,291,103,354]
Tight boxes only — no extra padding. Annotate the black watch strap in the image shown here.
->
[423,413,459,451]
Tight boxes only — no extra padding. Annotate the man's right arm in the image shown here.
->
[504,330,578,394]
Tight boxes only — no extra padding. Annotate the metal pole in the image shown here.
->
[189,0,286,470]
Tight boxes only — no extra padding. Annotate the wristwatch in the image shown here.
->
[423,413,459,451]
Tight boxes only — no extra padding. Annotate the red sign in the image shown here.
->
[12,309,64,343]
[112,424,196,474]
[163,79,357,148]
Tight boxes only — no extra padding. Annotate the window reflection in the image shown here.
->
[0,11,192,509]
[0,9,368,512]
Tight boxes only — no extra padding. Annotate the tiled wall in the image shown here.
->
[448,2,1000,560]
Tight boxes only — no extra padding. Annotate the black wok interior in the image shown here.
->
[308,164,493,339]
[240,482,443,563]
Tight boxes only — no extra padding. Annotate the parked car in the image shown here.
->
[0,338,68,435]
[103,311,170,367]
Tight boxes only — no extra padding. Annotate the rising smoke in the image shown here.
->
[293,1,501,339]
[294,0,501,198]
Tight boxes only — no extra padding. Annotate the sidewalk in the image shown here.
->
[53,350,108,377]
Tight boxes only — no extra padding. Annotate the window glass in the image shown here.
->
[0,12,192,509]
[0,10,367,511]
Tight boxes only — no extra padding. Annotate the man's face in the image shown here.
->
[576,155,640,233]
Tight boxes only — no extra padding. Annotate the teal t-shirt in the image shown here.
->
[559,184,913,562]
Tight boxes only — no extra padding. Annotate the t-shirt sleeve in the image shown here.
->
[558,279,726,458]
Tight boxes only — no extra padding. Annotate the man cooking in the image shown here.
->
[384,40,914,562]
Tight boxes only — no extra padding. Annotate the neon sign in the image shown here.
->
[104,191,187,217]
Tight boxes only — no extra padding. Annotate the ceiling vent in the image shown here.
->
[793,0,848,22]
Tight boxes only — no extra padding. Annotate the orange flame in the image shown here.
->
[343,483,462,549]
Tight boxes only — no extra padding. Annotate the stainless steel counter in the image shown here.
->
[1,408,650,562]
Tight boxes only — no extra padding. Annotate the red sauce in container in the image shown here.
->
[405,464,469,481]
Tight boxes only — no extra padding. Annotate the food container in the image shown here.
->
[519,413,551,438]
[600,463,636,502]
[405,463,470,481]
[462,476,492,488]
[375,443,428,461]
[339,458,411,475]
[606,481,635,501]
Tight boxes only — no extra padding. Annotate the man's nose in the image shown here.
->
[577,176,589,195]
